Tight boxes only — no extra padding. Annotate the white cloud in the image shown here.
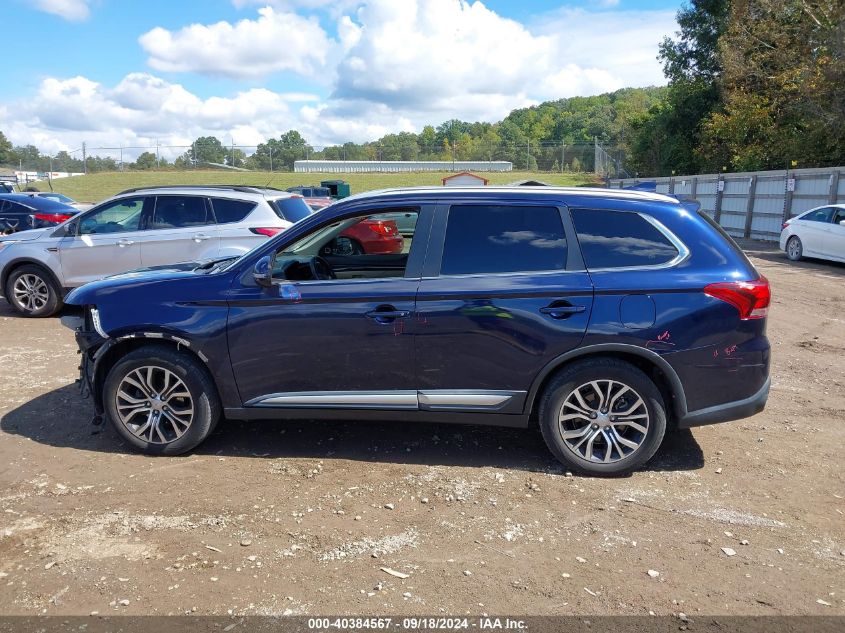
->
[139,7,332,79]
[3,73,323,159]
[31,0,91,21]
[6,1,679,155]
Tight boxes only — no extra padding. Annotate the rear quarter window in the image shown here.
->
[209,198,257,224]
[269,197,313,223]
[571,208,679,269]
[441,204,567,275]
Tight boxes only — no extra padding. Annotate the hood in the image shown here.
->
[0,227,51,242]
[63,256,237,306]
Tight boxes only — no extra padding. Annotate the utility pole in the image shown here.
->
[269,146,273,172]
[82,142,87,175]
[561,142,565,173]
[119,146,124,171]
[526,138,530,171]
[231,137,235,167]
[156,140,160,169]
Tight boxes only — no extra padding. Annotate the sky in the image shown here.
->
[3,0,682,159]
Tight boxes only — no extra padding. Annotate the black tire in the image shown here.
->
[786,235,803,261]
[103,345,221,456]
[4,264,62,317]
[538,358,667,476]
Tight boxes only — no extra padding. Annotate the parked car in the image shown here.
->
[0,185,311,317]
[0,194,78,234]
[287,185,334,211]
[21,191,94,212]
[62,186,771,475]
[780,204,845,264]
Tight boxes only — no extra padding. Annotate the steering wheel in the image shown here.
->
[309,256,336,280]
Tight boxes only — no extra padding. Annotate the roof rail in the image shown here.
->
[115,184,286,195]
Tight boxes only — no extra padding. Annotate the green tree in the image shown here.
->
[191,136,226,165]
[700,0,845,170]
[629,0,730,175]
[134,152,157,170]
[0,131,12,166]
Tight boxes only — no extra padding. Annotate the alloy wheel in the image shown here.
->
[558,379,650,463]
[115,366,194,444]
[12,274,50,312]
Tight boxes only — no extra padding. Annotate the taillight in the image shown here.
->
[704,276,771,320]
[362,219,398,237]
[781,221,790,230]
[249,227,284,237]
[34,212,74,224]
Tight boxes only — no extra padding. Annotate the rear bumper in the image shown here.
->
[678,376,770,428]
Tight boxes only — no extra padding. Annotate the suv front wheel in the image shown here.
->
[103,345,221,455]
[5,264,62,317]
[538,358,667,475]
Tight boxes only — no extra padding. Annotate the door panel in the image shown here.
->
[227,278,419,404]
[825,208,845,260]
[796,208,833,255]
[58,196,149,286]
[140,196,220,267]
[415,272,593,397]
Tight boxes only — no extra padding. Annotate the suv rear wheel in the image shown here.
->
[5,264,62,317]
[538,358,666,475]
[103,345,221,455]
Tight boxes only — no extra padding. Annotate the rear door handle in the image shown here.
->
[117,238,135,247]
[193,233,212,242]
[365,307,411,323]
[540,303,586,319]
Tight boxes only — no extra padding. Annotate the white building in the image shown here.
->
[294,160,512,173]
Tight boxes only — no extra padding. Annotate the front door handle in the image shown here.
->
[193,233,212,242]
[365,306,411,324]
[117,238,135,247]
[540,302,586,319]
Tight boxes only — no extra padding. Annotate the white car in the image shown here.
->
[780,204,845,264]
[0,185,311,317]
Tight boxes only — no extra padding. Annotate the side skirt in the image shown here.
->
[222,407,530,429]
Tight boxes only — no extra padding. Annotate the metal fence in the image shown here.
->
[609,166,845,242]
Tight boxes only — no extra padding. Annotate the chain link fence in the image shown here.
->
[4,140,629,184]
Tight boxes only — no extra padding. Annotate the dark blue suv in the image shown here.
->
[64,187,771,475]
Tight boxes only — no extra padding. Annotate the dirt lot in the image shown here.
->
[0,244,843,617]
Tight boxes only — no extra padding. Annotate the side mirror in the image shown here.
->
[253,255,273,287]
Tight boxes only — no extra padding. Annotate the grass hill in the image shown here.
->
[27,170,600,203]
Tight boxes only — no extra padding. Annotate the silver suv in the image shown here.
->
[0,185,312,317]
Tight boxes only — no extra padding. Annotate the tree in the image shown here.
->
[700,0,845,170]
[134,152,157,170]
[659,0,730,83]
[628,0,730,175]
[0,131,12,166]
[191,136,226,165]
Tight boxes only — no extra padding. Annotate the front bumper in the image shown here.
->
[677,376,770,428]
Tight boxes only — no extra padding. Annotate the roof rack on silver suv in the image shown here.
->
[116,184,289,196]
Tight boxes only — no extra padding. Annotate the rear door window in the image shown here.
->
[440,204,567,275]
[151,196,213,229]
[209,198,256,224]
[571,209,679,269]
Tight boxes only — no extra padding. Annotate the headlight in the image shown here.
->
[0,241,18,253]
[90,307,109,339]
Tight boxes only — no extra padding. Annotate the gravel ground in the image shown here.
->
[0,244,843,616]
